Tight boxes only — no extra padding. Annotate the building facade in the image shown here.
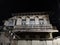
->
[2,12,58,45]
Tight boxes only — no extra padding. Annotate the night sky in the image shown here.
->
[0,0,60,29]
[0,0,58,19]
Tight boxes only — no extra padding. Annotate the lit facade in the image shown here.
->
[4,12,58,39]
[2,12,59,45]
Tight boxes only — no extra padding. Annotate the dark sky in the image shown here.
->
[0,0,58,18]
[0,0,59,26]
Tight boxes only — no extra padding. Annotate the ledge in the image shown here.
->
[12,29,58,32]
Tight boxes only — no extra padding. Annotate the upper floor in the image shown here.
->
[3,12,58,32]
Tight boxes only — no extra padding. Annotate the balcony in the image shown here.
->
[14,25,52,29]
[12,25,58,32]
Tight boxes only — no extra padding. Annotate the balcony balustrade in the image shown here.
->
[14,24,53,29]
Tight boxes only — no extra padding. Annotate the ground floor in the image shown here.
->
[10,39,60,45]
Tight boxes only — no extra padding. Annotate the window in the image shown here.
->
[8,19,15,26]
[39,19,44,25]
[22,19,26,21]
[22,19,26,25]
[30,19,35,21]
[30,19,35,25]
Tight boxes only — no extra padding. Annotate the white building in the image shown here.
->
[3,12,58,45]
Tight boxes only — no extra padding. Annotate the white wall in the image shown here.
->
[17,39,60,45]
[16,18,22,25]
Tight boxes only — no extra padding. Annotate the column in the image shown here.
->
[49,32,53,39]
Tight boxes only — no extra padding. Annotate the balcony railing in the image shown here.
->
[14,24,53,29]
[4,24,58,32]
